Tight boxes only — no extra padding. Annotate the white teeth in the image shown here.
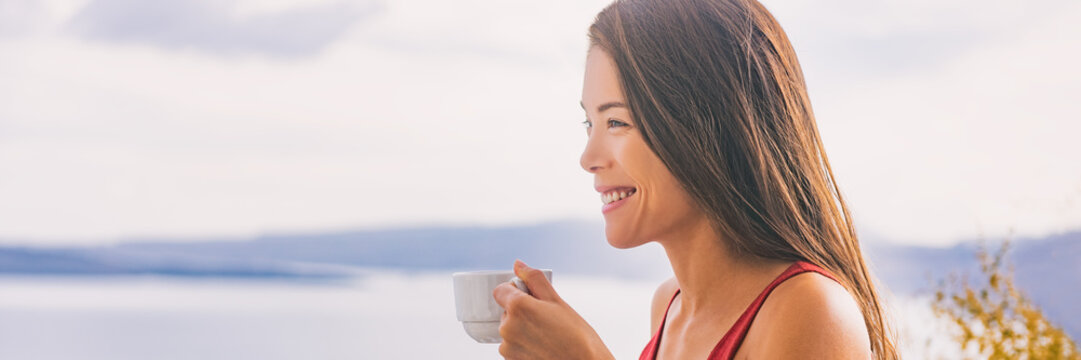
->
[601,189,635,204]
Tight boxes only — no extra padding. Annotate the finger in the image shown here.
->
[513,259,561,302]
[498,341,515,359]
[492,281,529,310]
[498,327,526,360]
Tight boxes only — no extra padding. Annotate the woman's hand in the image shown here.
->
[492,260,615,360]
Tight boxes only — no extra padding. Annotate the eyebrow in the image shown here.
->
[579,101,628,113]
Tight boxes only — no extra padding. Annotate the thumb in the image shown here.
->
[513,259,560,302]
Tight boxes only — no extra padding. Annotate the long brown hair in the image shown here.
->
[589,0,898,358]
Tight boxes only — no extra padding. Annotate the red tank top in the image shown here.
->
[638,261,838,360]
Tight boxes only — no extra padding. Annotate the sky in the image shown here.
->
[0,0,1078,247]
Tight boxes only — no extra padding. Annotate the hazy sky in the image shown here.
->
[1,0,1078,246]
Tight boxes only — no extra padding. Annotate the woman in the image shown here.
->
[493,0,898,358]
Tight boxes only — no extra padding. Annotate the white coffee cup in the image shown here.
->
[452,269,554,343]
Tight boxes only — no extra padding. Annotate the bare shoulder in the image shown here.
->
[749,271,872,359]
[649,276,679,335]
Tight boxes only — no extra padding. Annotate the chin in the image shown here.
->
[603,223,647,249]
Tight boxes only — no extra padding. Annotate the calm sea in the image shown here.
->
[0,271,955,359]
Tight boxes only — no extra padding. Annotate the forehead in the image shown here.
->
[581,47,626,111]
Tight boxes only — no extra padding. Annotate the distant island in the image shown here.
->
[1,220,1077,338]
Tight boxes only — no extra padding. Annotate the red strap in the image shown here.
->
[638,261,838,360]
[638,285,682,360]
[709,261,837,359]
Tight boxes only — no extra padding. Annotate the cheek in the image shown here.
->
[618,139,696,239]
[623,139,678,203]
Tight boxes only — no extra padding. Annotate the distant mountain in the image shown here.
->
[0,221,1077,337]
[0,245,354,279]
[865,231,1081,339]
[0,220,670,279]
[1007,231,1081,338]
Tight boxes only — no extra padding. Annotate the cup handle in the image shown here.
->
[511,277,531,296]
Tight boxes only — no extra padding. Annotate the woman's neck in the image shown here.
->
[657,218,789,318]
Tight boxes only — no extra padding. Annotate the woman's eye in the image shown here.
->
[607,119,629,128]
[581,119,592,129]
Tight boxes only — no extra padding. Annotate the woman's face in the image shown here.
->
[580,47,705,249]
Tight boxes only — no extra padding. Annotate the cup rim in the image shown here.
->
[452,269,553,278]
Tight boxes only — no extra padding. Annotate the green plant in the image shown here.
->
[932,241,1080,359]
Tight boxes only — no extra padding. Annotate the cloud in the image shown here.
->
[768,0,1076,79]
[64,0,379,58]
[796,1,1081,244]
[0,0,47,37]
[0,0,612,244]
[0,0,1077,246]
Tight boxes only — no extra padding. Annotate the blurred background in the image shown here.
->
[0,0,1078,358]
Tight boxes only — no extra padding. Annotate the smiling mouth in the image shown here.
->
[601,188,637,204]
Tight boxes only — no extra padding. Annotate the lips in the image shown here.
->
[594,185,637,215]
[594,185,635,193]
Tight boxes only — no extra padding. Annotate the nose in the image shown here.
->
[579,132,607,173]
